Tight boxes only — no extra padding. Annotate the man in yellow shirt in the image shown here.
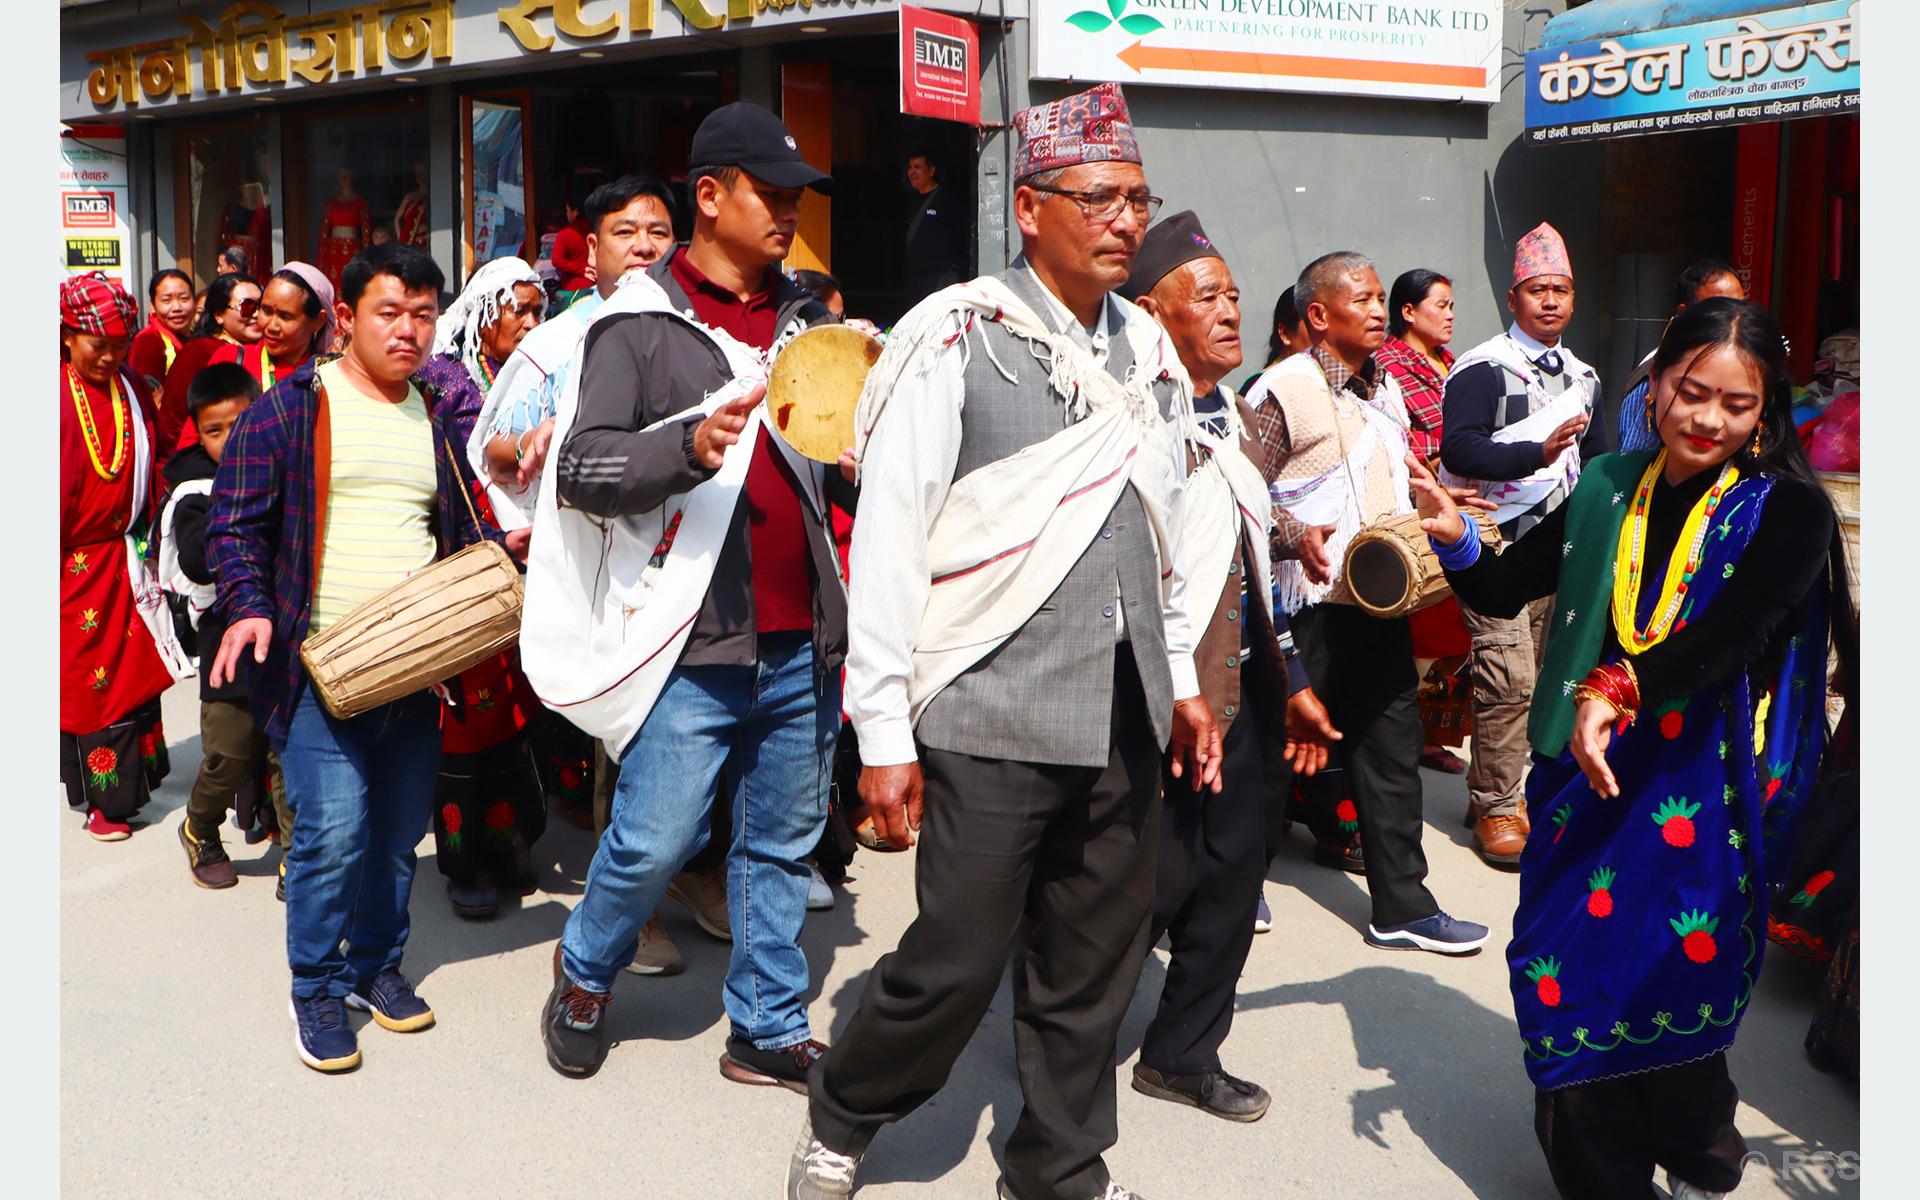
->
[208,243,514,1073]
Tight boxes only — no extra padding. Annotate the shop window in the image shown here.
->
[466,93,536,273]
[173,114,275,288]
[283,97,429,296]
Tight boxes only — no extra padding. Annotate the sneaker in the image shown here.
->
[1131,1064,1271,1122]
[447,876,499,920]
[345,968,436,1032]
[1253,892,1273,935]
[1365,911,1490,955]
[178,820,238,889]
[787,1113,861,1199]
[1666,1171,1727,1200]
[999,1180,1143,1200]
[806,862,835,912]
[85,808,131,842]
[667,868,732,942]
[625,913,685,976]
[542,944,613,1078]
[288,994,360,1073]
[719,1035,827,1094]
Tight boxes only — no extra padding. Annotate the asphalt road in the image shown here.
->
[61,680,1860,1198]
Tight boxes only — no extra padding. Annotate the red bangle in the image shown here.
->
[1577,661,1641,724]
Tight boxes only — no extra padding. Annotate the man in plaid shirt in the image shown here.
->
[209,244,514,1074]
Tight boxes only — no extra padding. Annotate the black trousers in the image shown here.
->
[1141,667,1270,1077]
[1288,604,1437,928]
[810,648,1163,1200]
[1535,1053,1747,1199]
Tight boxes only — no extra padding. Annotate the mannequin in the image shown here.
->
[215,182,271,281]
[317,167,371,292]
[395,160,430,249]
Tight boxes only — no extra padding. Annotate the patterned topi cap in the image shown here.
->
[1012,82,1142,183]
[1512,222,1573,287]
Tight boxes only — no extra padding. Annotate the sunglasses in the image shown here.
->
[231,297,261,320]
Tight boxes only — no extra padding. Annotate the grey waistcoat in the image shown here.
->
[914,269,1177,769]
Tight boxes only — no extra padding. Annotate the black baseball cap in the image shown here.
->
[690,102,833,195]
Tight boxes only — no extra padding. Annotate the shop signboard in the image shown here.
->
[1524,1,1859,144]
[59,126,132,290]
[901,6,981,125]
[1030,0,1502,103]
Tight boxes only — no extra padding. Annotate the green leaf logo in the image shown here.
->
[1067,9,1114,31]
[1119,13,1163,34]
[1067,0,1160,36]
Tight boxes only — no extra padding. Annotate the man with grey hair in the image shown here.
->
[790,82,1219,1200]
[1245,250,1489,955]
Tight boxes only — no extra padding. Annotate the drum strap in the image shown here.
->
[442,435,485,546]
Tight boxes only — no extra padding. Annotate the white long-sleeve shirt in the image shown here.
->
[843,266,1200,768]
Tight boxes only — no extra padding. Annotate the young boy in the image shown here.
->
[161,362,266,890]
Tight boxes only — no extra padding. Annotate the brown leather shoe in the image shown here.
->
[1474,813,1527,867]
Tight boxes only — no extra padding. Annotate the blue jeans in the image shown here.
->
[276,687,441,1000]
[562,632,838,1049]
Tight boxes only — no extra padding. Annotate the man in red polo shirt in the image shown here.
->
[539,102,852,1091]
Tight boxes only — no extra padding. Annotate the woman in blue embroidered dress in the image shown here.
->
[1409,298,1857,1200]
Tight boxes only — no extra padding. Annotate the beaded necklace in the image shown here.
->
[1611,448,1739,654]
[67,365,129,481]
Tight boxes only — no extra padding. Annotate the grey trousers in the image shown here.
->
[1462,595,1552,819]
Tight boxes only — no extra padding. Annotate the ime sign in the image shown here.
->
[901,5,981,125]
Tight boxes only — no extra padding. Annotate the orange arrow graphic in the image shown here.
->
[1115,39,1487,89]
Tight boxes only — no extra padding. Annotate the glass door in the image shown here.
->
[464,92,536,279]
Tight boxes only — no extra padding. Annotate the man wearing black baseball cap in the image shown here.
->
[538,100,852,1092]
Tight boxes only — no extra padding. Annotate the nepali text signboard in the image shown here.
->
[59,127,133,291]
[901,6,981,124]
[1524,1,1859,144]
[1031,0,1501,103]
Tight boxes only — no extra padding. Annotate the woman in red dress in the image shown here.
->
[395,160,430,249]
[60,274,190,840]
[159,274,262,446]
[128,269,194,396]
[317,168,371,293]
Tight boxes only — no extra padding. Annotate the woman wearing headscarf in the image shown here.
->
[60,273,193,840]
[415,258,552,917]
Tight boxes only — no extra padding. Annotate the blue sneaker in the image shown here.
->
[289,994,361,1073]
[345,968,436,1032]
[1365,911,1489,955]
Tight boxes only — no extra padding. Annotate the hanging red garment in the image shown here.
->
[317,196,370,293]
[60,366,175,735]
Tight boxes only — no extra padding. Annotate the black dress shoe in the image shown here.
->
[448,877,499,919]
[1131,1065,1271,1122]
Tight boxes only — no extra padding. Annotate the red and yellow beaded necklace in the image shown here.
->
[1611,448,1738,654]
[66,364,130,481]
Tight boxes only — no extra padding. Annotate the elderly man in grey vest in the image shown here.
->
[788,83,1219,1200]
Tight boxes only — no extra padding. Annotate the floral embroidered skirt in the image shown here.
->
[61,697,168,820]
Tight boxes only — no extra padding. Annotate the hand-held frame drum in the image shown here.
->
[765,324,884,464]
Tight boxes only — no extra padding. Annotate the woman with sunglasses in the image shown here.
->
[159,273,264,445]
[1411,298,1857,1200]
[415,257,549,920]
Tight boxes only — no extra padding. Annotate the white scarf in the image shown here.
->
[1168,387,1278,654]
[855,276,1195,722]
[1438,332,1598,525]
[123,373,196,681]
[432,257,541,395]
[516,273,836,754]
[1256,354,1413,615]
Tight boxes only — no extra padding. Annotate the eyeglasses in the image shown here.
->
[1028,184,1163,225]
[232,298,261,319]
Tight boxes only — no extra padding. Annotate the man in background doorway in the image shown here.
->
[902,149,967,306]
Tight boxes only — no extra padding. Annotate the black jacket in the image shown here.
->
[163,442,250,703]
[555,248,853,677]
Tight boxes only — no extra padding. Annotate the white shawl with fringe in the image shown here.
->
[851,274,1200,728]
[516,273,835,755]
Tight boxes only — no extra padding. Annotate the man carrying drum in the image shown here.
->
[207,243,513,1073]
[527,101,853,1091]
[1116,211,1342,1122]
[1246,251,1490,956]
